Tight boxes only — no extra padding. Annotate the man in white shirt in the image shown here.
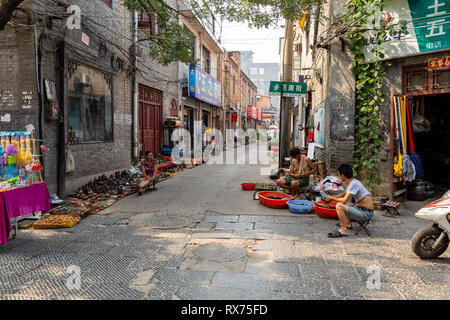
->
[324,164,374,238]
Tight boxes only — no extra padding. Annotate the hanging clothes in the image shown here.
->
[410,152,424,178]
[394,152,403,178]
[400,97,408,154]
[402,154,416,182]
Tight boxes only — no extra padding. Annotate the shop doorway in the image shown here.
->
[411,93,450,190]
[183,106,195,153]
[390,61,450,201]
[139,84,162,155]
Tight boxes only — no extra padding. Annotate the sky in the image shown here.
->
[219,21,284,64]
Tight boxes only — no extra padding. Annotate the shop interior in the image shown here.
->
[411,93,450,193]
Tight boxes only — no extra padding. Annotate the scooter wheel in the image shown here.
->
[411,226,449,259]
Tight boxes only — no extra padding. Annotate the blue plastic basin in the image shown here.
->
[287,200,313,214]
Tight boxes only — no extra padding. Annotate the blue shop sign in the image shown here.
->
[188,66,222,107]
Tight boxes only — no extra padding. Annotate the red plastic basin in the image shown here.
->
[241,183,256,190]
[314,201,338,219]
[257,191,294,209]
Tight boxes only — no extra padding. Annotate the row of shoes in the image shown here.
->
[72,170,141,199]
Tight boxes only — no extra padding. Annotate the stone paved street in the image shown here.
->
[1,145,449,300]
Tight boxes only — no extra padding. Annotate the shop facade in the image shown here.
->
[382,51,450,200]
[0,0,134,196]
[292,0,450,198]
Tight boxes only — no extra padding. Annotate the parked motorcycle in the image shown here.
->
[411,190,450,259]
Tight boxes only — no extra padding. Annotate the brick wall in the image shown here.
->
[8,0,134,194]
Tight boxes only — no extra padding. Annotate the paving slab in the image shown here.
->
[393,282,450,300]
[245,261,300,277]
[74,282,144,300]
[191,230,233,239]
[238,215,276,223]
[230,229,274,240]
[204,215,239,223]
[330,279,400,299]
[215,222,254,231]
[270,277,335,299]
[150,269,213,287]
[194,243,247,262]
[142,284,178,300]
[210,272,269,291]
[175,286,242,300]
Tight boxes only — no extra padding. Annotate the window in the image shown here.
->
[202,46,210,74]
[250,68,258,75]
[68,64,113,144]
[101,0,112,7]
[259,68,265,75]
[138,11,159,35]
[232,76,235,95]
[403,64,450,95]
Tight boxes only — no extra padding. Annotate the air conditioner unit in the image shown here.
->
[79,73,92,86]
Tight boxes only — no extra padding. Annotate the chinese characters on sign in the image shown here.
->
[269,81,306,97]
[428,56,450,70]
[409,0,449,52]
[247,105,263,121]
[188,66,222,107]
[362,0,450,61]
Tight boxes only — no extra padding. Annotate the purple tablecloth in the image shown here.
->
[0,182,51,245]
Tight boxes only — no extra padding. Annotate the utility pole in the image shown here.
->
[278,86,284,168]
[280,19,294,168]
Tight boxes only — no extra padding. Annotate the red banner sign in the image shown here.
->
[247,105,254,119]
[428,56,450,70]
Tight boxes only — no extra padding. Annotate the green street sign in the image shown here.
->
[269,81,306,97]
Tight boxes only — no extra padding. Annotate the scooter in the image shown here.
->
[411,189,450,259]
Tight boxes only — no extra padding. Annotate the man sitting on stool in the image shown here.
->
[276,147,316,199]
[324,164,374,238]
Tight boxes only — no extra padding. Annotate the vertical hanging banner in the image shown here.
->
[247,105,254,119]
[314,107,325,148]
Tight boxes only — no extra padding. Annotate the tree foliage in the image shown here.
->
[343,0,408,190]
[206,0,323,28]
[122,0,197,66]
[0,0,25,30]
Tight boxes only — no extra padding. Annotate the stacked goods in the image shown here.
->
[33,214,81,229]
[407,180,435,201]
[255,182,277,191]
[49,203,91,218]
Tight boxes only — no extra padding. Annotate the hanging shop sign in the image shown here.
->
[362,0,450,62]
[269,81,306,97]
[247,105,255,119]
[81,32,90,46]
[428,55,450,70]
[188,66,221,107]
[262,108,276,115]
[314,107,325,148]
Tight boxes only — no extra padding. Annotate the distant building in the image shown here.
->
[257,96,277,127]
[239,51,280,110]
